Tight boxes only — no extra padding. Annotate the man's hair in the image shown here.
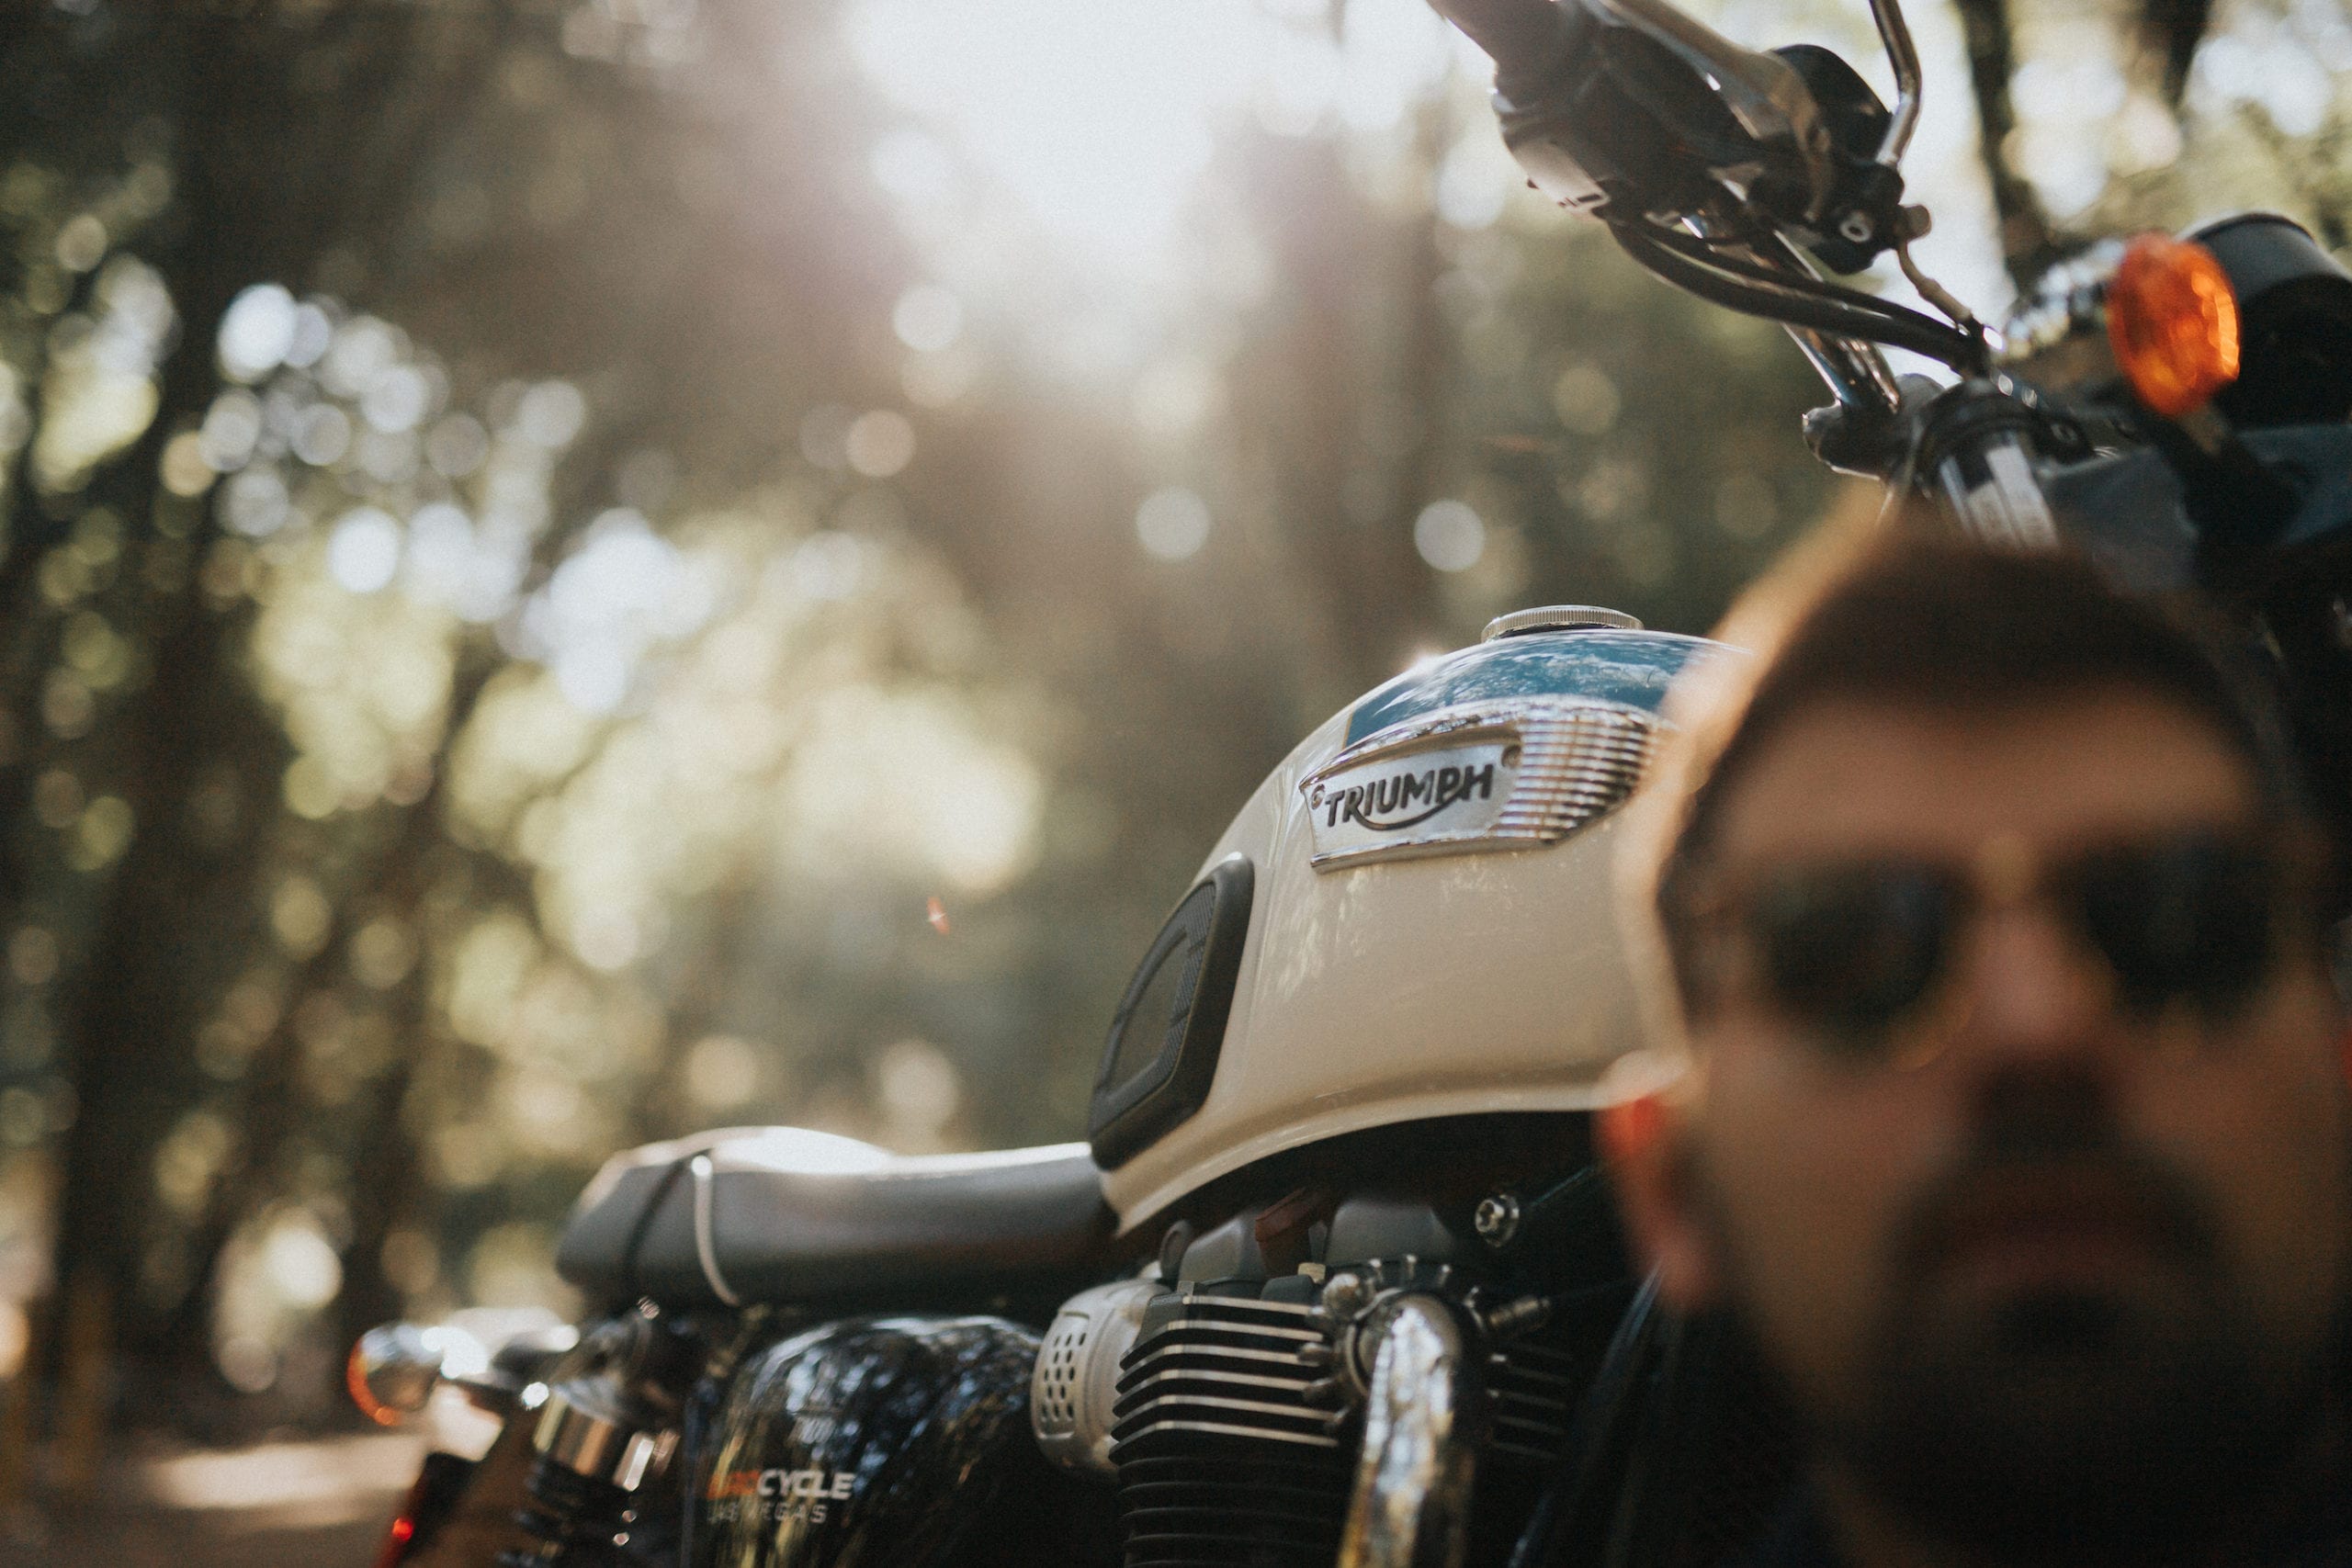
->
[1634,525,2335,1021]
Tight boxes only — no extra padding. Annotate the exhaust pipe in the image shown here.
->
[1338,1292,1482,1568]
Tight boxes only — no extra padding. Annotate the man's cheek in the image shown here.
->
[2146,1025,2352,1332]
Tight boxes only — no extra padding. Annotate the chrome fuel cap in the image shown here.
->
[1480,605,1642,641]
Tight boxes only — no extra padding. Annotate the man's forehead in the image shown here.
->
[1710,686,2261,871]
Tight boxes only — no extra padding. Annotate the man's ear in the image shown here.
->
[1599,1086,1721,1314]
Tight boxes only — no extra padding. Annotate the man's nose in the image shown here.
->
[1948,905,2123,1069]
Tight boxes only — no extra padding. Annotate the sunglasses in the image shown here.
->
[1689,829,2298,1057]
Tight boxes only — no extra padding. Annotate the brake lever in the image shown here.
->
[1579,0,1837,219]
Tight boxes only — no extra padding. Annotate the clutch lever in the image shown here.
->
[1597,0,1924,192]
[1431,0,1835,219]
[1580,0,1838,220]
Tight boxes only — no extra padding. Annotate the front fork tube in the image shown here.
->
[1781,313,2063,550]
[1915,380,2061,547]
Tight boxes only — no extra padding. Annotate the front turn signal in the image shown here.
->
[347,1321,452,1426]
[2107,233,2241,418]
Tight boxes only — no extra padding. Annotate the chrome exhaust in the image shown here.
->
[1337,1292,1480,1568]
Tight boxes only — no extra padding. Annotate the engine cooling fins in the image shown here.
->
[1115,1448,1356,1567]
[1484,1336,1585,1465]
[1094,1269,1621,1568]
[1111,1294,1345,1454]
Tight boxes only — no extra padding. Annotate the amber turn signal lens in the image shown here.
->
[2107,233,2241,418]
[347,1321,446,1426]
[347,1338,403,1426]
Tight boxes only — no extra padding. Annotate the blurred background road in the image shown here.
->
[0,1429,413,1568]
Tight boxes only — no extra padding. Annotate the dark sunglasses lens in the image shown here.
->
[1752,867,1954,1041]
[2075,838,2278,1015]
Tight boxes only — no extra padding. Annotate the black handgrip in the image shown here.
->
[1426,0,1583,92]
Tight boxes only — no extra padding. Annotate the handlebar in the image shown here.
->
[1862,0,1922,165]
[1426,0,1938,427]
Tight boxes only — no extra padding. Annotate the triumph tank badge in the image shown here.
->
[1299,696,1656,870]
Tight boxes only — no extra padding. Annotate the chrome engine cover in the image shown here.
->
[1031,1168,1645,1568]
[1032,1278,1158,1475]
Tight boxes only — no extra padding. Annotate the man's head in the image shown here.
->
[1611,532,2352,1562]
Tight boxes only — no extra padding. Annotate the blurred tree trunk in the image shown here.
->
[1230,129,1450,702]
[151,667,481,1382]
[331,969,432,1363]
[2134,0,2212,107]
[48,220,290,1431]
[1949,0,2064,292]
[36,2,504,1427]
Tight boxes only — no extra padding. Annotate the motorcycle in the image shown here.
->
[347,0,2352,1562]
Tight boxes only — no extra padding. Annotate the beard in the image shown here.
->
[1715,1077,2350,1565]
[1826,1276,2323,1562]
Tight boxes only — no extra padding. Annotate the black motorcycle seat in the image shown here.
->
[554,1125,1115,1308]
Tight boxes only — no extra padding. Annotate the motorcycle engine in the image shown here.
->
[1032,1159,1634,1567]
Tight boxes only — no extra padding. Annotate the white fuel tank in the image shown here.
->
[1090,610,1725,1230]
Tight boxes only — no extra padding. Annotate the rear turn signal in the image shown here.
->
[2108,233,2241,417]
